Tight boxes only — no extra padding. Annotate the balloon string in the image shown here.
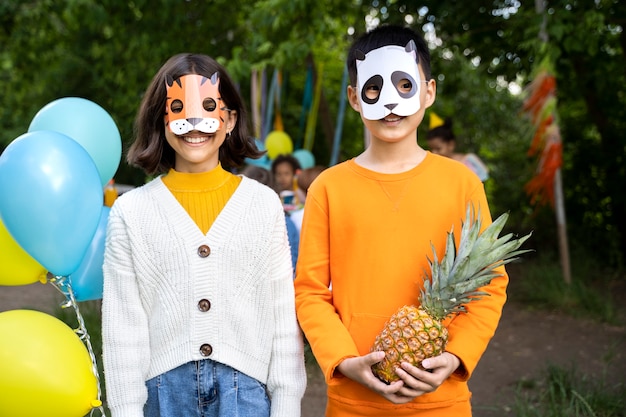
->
[50,275,106,416]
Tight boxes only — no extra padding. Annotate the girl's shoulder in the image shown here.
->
[237,176,283,208]
[113,176,162,202]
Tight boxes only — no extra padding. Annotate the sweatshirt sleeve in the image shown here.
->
[443,184,509,380]
[294,185,361,384]
[266,203,307,417]
[101,202,150,417]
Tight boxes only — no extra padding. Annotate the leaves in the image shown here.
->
[422,205,533,320]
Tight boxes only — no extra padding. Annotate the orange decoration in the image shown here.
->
[522,69,562,207]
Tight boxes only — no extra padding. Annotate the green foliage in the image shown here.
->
[508,254,622,325]
[2,0,625,267]
[514,364,626,417]
[365,0,626,265]
[424,48,535,224]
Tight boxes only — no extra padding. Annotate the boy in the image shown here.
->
[294,25,508,416]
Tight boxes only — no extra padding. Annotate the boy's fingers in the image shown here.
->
[366,351,386,365]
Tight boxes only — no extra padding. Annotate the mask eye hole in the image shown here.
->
[364,84,380,99]
[391,71,418,98]
[203,98,217,112]
[397,79,413,94]
[361,75,383,104]
[170,99,183,114]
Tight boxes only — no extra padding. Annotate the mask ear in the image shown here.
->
[405,40,418,63]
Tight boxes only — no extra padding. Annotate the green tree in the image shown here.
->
[2,0,624,264]
[356,0,626,264]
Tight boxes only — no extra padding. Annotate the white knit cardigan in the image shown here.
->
[102,176,306,417]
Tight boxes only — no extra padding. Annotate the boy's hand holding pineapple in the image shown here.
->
[371,205,532,384]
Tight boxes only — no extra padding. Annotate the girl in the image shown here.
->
[102,53,306,417]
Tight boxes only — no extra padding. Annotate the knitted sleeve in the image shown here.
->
[265,200,307,417]
[102,201,151,417]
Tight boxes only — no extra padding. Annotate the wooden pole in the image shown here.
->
[554,170,572,284]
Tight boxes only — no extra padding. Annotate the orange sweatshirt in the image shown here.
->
[294,154,508,416]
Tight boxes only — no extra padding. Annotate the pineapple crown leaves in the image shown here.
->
[421,205,533,321]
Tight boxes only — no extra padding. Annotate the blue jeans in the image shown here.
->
[144,360,270,417]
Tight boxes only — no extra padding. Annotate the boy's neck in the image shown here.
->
[355,141,427,174]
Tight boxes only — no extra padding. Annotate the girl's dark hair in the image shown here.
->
[427,118,455,143]
[347,25,432,87]
[127,53,264,175]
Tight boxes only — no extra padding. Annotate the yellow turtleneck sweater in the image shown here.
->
[161,164,241,234]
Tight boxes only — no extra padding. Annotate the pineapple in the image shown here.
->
[371,205,532,384]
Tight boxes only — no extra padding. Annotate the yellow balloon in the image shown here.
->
[265,130,293,160]
[0,219,47,286]
[0,310,99,417]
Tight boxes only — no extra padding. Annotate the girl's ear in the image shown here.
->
[226,109,238,132]
[347,85,361,112]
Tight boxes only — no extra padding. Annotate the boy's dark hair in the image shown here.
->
[347,25,432,87]
[271,154,301,174]
[427,118,456,143]
[128,53,264,175]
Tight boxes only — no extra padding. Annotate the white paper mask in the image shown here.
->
[355,41,422,120]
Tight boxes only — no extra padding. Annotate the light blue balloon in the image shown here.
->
[245,154,271,169]
[254,138,266,151]
[28,97,122,186]
[292,148,315,169]
[0,131,103,276]
[245,139,271,169]
[69,206,109,301]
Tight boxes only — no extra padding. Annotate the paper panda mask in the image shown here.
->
[355,40,422,120]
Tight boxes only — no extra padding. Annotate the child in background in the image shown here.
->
[294,25,507,416]
[289,165,326,234]
[426,116,489,181]
[271,154,305,212]
[102,53,306,417]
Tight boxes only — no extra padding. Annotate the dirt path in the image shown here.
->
[2,282,625,417]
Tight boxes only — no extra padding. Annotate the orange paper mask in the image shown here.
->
[165,73,226,135]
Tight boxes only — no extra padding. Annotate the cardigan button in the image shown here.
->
[197,245,211,258]
[199,343,213,357]
[198,299,211,312]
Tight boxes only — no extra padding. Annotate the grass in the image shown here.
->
[513,364,626,416]
[505,255,625,416]
[507,254,624,325]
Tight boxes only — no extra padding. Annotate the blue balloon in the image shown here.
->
[245,154,271,169]
[292,149,315,169]
[69,206,109,301]
[245,138,271,169]
[28,97,122,186]
[0,131,103,276]
[253,138,266,151]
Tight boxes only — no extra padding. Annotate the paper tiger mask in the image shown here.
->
[164,73,227,135]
